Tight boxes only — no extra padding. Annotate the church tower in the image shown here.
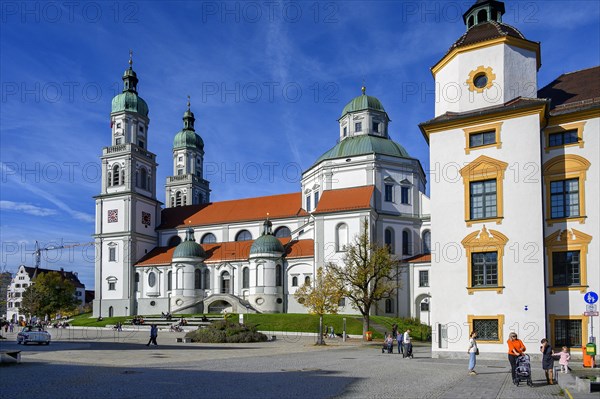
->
[165,98,211,207]
[93,52,161,317]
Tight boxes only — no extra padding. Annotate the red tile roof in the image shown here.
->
[158,192,308,229]
[313,186,374,214]
[135,238,314,266]
[403,254,431,263]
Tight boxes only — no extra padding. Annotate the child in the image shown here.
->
[382,333,393,353]
[559,346,571,373]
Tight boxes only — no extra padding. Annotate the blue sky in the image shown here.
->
[1,0,599,289]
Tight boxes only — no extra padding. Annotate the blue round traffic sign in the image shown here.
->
[584,292,598,304]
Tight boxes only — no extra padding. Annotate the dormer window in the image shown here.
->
[372,122,379,133]
[343,126,347,137]
[138,140,145,149]
[355,122,362,132]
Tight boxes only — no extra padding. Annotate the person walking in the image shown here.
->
[540,338,555,384]
[146,324,158,346]
[468,331,478,375]
[507,332,526,382]
[397,330,404,356]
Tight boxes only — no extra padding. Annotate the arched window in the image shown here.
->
[108,306,114,317]
[194,269,201,289]
[305,275,311,285]
[385,298,393,313]
[221,271,230,294]
[107,171,112,187]
[148,272,156,288]
[402,230,412,256]
[468,15,474,28]
[477,9,487,23]
[201,233,217,244]
[170,197,174,207]
[422,230,431,254]
[175,192,182,207]
[336,223,348,251]
[202,269,210,289]
[167,270,172,291]
[274,226,291,238]
[385,228,395,254]
[168,235,182,247]
[275,265,282,287]
[292,276,298,287]
[134,273,140,292]
[112,164,120,186]
[242,267,250,288]
[140,168,147,190]
[235,230,252,241]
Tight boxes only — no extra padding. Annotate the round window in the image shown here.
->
[148,272,156,288]
[473,73,488,89]
[255,297,264,305]
[276,298,283,304]
[150,301,156,306]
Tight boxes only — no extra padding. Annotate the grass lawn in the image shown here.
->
[70,312,431,341]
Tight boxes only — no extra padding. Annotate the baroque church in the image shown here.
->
[93,57,431,319]
[93,0,599,358]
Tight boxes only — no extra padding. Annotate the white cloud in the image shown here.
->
[0,200,57,217]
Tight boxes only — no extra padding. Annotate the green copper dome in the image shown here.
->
[250,220,285,255]
[173,130,204,150]
[173,229,206,259]
[340,93,385,118]
[313,135,411,167]
[111,91,149,117]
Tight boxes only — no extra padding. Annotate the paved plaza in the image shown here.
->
[0,328,587,398]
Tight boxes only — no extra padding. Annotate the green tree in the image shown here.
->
[329,218,398,340]
[20,271,81,320]
[294,267,343,345]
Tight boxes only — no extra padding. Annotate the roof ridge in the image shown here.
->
[557,65,600,77]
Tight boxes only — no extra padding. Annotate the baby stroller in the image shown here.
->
[381,337,393,354]
[514,354,533,387]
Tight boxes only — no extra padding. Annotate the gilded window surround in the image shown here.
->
[544,228,592,294]
[549,314,588,352]
[464,121,503,154]
[460,155,508,226]
[462,226,509,294]
[543,154,590,226]
[467,314,505,344]
[544,121,586,153]
[466,66,496,93]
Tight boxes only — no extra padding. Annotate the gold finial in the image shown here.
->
[187,95,191,110]
[128,49,133,67]
[361,85,366,95]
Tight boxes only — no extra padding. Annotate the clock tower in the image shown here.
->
[93,53,161,317]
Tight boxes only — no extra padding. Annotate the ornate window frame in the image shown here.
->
[466,65,496,93]
[549,314,587,352]
[467,314,504,344]
[464,122,503,154]
[544,121,586,153]
[460,155,508,227]
[545,229,592,294]
[543,155,590,225]
[462,226,508,294]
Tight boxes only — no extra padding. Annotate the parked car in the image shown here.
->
[17,326,51,345]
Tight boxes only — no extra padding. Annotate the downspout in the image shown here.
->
[539,105,550,339]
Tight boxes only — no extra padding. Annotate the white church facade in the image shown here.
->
[421,0,599,357]
[93,59,431,320]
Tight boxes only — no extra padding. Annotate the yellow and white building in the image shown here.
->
[420,0,599,357]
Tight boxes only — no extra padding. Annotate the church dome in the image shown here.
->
[173,228,206,259]
[173,129,204,150]
[312,134,411,167]
[250,220,285,255]
[340,93,385,118]
[111,91,149,117]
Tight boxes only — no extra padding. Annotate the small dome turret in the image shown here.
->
[111,51,149,117]
[173,228,206,259]
[173,97,204,150]
[340,86,386,119]
[250,219,285,255]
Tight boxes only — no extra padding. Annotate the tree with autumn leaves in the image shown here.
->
[20,271,81,320]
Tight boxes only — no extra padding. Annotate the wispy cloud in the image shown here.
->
[0,200,57,217]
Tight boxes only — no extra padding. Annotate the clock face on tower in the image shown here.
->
[142,211,151,227]
[108,209,118,223]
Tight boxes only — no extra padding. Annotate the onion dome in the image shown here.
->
[111,51,149,117]
[173,228,206,259]
[340,86,386,119]
[250,219,285,256]
[173,96,204,150]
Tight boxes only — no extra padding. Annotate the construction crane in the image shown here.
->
[33,241,94,268]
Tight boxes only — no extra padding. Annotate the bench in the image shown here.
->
[0,350,22,364]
